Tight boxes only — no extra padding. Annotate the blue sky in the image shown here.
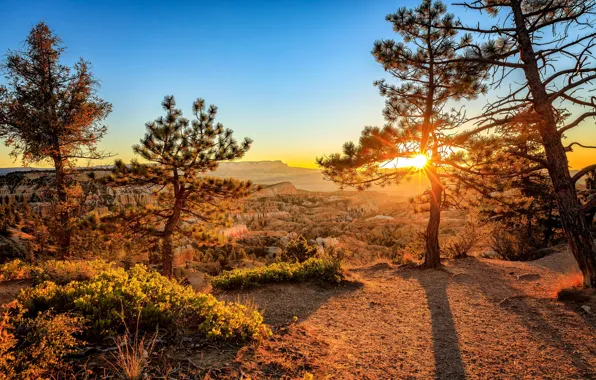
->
[1,0,594,169]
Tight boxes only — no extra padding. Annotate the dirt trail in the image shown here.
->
[223,257,596,379]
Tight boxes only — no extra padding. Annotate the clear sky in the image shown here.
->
[0,0,594,169]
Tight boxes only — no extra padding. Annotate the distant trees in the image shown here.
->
[281,236,318,263]
[109,96,253,277]
[318,0,487,268]
[453,0,596,286]
[0,22,112,258]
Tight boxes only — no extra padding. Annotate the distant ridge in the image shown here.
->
[0,162,586,193]
[0,168,50,176]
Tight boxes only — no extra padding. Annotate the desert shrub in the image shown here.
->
[0,308,17,379]
[197,244,248,267]
[16,265,269,341]
[490,228,541,261]
[31,259,115,284]
[211,257,342,290]
[193,261,223,276]
[0,259,34,282]
[443,222,479,259]
[0,259,114,284]
[17,311,84,378]
[394,230,425,264]
[0,301,84,379]
[366,224,407,248]
[281,236,317,263]
[324,246,349,261]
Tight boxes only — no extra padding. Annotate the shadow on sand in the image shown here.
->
[217,279,363,325]
[461,258,596,378]
[401,267,467,380]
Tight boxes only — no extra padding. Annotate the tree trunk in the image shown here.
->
[52,156,71,259]
[162,232,174,278]
[511,0,596,287]
[423,164,442,268]
[161,196,183,278]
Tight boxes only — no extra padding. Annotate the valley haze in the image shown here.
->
[0,160,432,197]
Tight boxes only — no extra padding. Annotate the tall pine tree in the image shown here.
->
[318,0,487,268]
[109,96,253,277]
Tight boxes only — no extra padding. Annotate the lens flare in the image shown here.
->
[411,154,428,169]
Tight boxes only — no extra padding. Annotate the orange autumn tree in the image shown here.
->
[318,0,488,268]
[0,22,112,257]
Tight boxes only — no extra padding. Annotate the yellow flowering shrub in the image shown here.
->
[0,306,17,380]
[17,265,269,342]
[211,257,343,290]
[0,259,34,282]
[0,259,114,284]
[0,300,84,379]
[31,259,114,284]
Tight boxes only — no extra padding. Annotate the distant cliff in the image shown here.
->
[252,182,298,197]
[211,161,341,192]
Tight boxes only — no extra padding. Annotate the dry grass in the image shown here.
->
[107,315,158,380]
[402,251,418,265]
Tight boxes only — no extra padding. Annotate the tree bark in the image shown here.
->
[161,232,174,278]
[161,194,183,278]
[52,155,71,259]
[511,0,596,287]
[423,163,443,268]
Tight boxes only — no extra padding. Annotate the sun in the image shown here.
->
[411,154,428,169]
[381,154,429,169]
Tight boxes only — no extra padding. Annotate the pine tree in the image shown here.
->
[317,0,487,268]
[109,96,253,277]
[0,22,112,257]
[452,0,596,286]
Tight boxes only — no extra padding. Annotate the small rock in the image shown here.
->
[580,305,592,314]
[516,273,541,281]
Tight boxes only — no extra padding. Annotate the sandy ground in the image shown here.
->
[1,253,595,379]
[219,254,596,379]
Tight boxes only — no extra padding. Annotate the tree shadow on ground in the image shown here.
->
[557,288,596,329]
[464,258,596,378]
[400,267,467,380]
[205,279,363,378]
[217,279,364,325]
